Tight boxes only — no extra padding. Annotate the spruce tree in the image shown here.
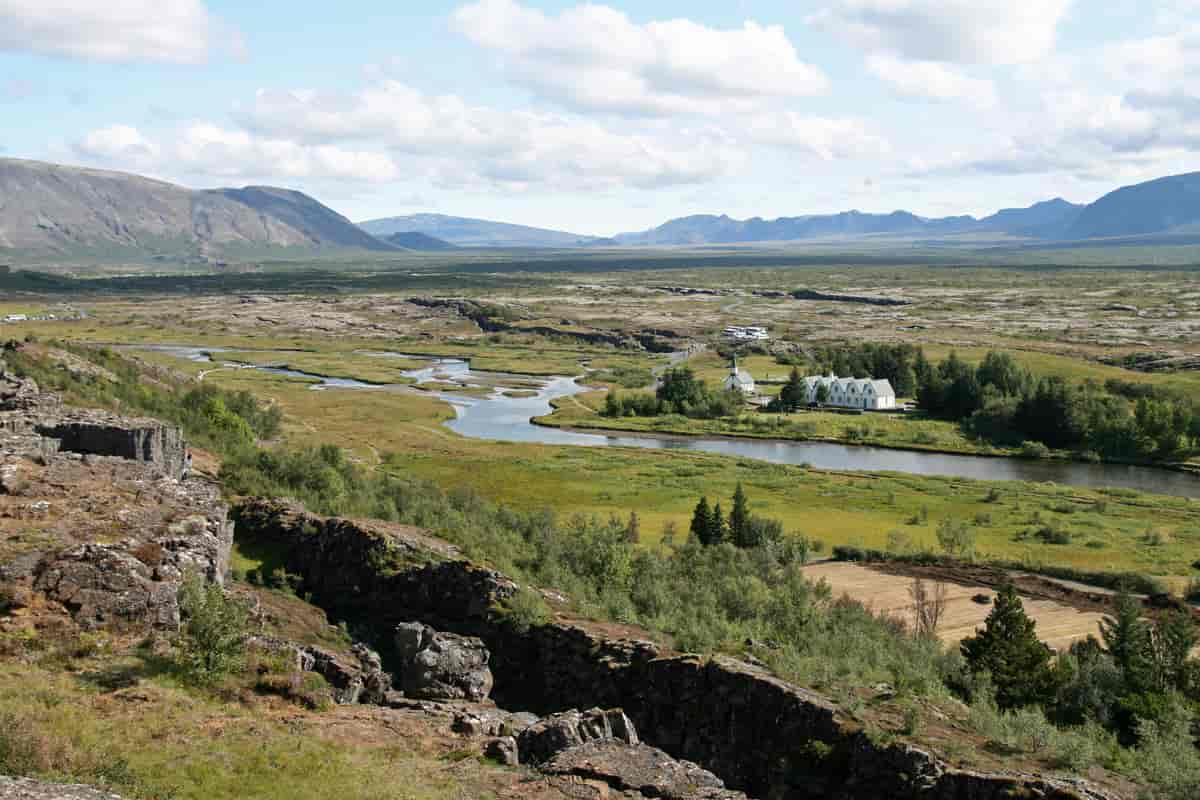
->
[690,497,712,545]
[710,503,726,546]
[1153,610,1196,693]
[960,583,1055,709]
[1101,592,1154,693]
[780,368,805,411]
[729,483,751,547]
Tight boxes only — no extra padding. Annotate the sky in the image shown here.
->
[1,0,1198,236]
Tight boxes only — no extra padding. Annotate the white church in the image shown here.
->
[723,359,756,395]
[803,373,897,410]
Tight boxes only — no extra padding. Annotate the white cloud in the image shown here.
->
[235,80,746,190]
[904,89,1191,183]
[173,124,399,182]
[809,0,1072,65]
[865,54,996,108]
[1099,26,1200,90]
[0,0,236,64]
[74,123,399,184]
[744,113,891,160]
[452,0,827,115]
[74,124,161,165]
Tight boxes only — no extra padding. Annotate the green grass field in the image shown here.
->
[196,363,1200,579]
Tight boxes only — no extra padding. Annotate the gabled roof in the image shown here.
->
[869,379,895,396]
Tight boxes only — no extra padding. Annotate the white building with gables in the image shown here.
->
[802,374,896,410]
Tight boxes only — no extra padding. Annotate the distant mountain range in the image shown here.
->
[612,198,1088,245]
[358,214,613,248]
[3,157,1200,259]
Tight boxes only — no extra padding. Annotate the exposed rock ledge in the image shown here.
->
[233,498,1123,800]
[1,362,231,629]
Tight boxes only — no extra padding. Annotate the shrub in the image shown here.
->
[936,519,976,558]
[1033,525,1073,545]
[174,573,250,686]
[496,585,553,633]
[1020,441,1051,459]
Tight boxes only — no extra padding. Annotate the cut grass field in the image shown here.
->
[802,561,1109,650]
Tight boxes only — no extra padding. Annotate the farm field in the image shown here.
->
[802,562,1109,650]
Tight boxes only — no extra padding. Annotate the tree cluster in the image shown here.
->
[918,350,1200,460]
[961,583,1200,745]
[603,366,744,420]
[689,484,782,548]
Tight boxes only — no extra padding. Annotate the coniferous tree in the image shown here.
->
[1101,592,1155,693]
[729,483,751,547]
[690,497,712,545]
[1152,610,1196,693]
[710,503,726,546]
[779,368,805,412]
[961,583,1056,709]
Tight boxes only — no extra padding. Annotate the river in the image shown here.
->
[129,345,1200,499]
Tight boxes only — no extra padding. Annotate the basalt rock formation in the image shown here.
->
[233,498,1122,800]
[0,364,231,630]
[394,621,494,702]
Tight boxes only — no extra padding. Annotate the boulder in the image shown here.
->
[517,708,638,765]
[302,643,391,705]
[33,544,179,629]
[352,642,392,705]
[541,740,748,800]
[484,736,519,766]
[394,621,493,702]
[452,708,539,738]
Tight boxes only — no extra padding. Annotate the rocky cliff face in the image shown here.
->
[0,362,232,630]
[233,499,1121,800]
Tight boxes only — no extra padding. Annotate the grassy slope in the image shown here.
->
[0,597,539,800]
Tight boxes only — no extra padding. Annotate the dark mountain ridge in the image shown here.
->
[0,157,395,259]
